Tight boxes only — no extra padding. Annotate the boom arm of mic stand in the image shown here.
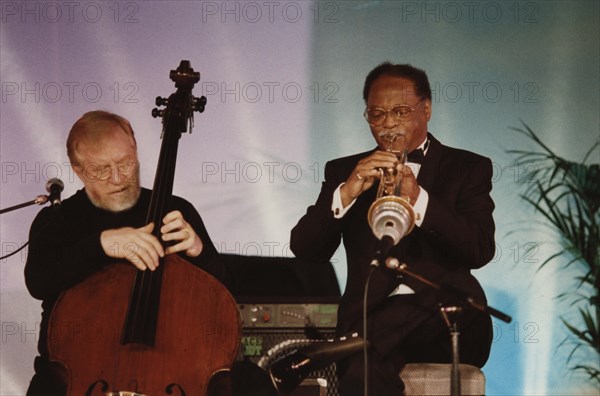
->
[386,259,512,323]
[0,195,48,214]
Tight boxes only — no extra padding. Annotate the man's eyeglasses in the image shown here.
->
[78,160,137,181]
[363,100,425,126]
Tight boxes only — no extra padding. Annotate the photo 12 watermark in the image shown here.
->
[1,1,140,24]
[397,1,540,24]
[2,162,76,184]
[200,81,340,104]
[200,1,340,24]
[491,320,540,344]
[431,81,541,104]
[1,81,140,104]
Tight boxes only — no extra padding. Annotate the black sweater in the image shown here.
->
[24,188,221,357]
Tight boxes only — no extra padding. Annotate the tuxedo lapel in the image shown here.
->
[417,133,441,192]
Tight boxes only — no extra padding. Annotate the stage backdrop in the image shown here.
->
[1,1,598,395]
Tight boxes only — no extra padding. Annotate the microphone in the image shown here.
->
[46,178,64,207]
[268,334,365,393]
[371,234,397,267]
[368,196,414,267]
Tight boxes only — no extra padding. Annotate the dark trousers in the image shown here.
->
[27,356,66,396]
[336,294,493,396]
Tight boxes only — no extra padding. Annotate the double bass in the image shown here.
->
[47,61,241,395]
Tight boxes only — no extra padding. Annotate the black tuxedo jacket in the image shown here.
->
[291,133,495,350]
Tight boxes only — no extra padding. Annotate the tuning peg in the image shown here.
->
[193,96,207,113]
[155,96,168,107]
[151,108,164,118]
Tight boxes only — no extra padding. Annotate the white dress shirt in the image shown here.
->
[330,137,431,295]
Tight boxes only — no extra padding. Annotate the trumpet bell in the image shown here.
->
[368,196,415,242]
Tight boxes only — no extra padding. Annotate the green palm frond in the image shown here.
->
[509,121,600,383]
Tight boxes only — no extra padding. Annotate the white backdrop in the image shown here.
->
[1,1,599,395]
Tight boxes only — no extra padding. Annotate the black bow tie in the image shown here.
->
[407,149,425,164]
[406,139,429,164]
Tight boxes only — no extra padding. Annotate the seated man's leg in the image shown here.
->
[401,306,493,367]
[336,294,493,395]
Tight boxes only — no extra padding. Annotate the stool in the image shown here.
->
[399,363,485,395]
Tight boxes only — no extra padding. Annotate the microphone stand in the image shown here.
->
[2,178,63,215]
[0,195,49,214]
[386,258,512,396]
[439,305,462,396]
[0,195,50,261]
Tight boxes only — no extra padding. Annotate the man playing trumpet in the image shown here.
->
[288,63,495,395]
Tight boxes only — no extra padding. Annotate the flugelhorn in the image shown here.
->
[368,132,415,248]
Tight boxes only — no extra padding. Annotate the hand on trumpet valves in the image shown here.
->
[340,150,420,208]
[398,162,420,204]
[340,151,397,207]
